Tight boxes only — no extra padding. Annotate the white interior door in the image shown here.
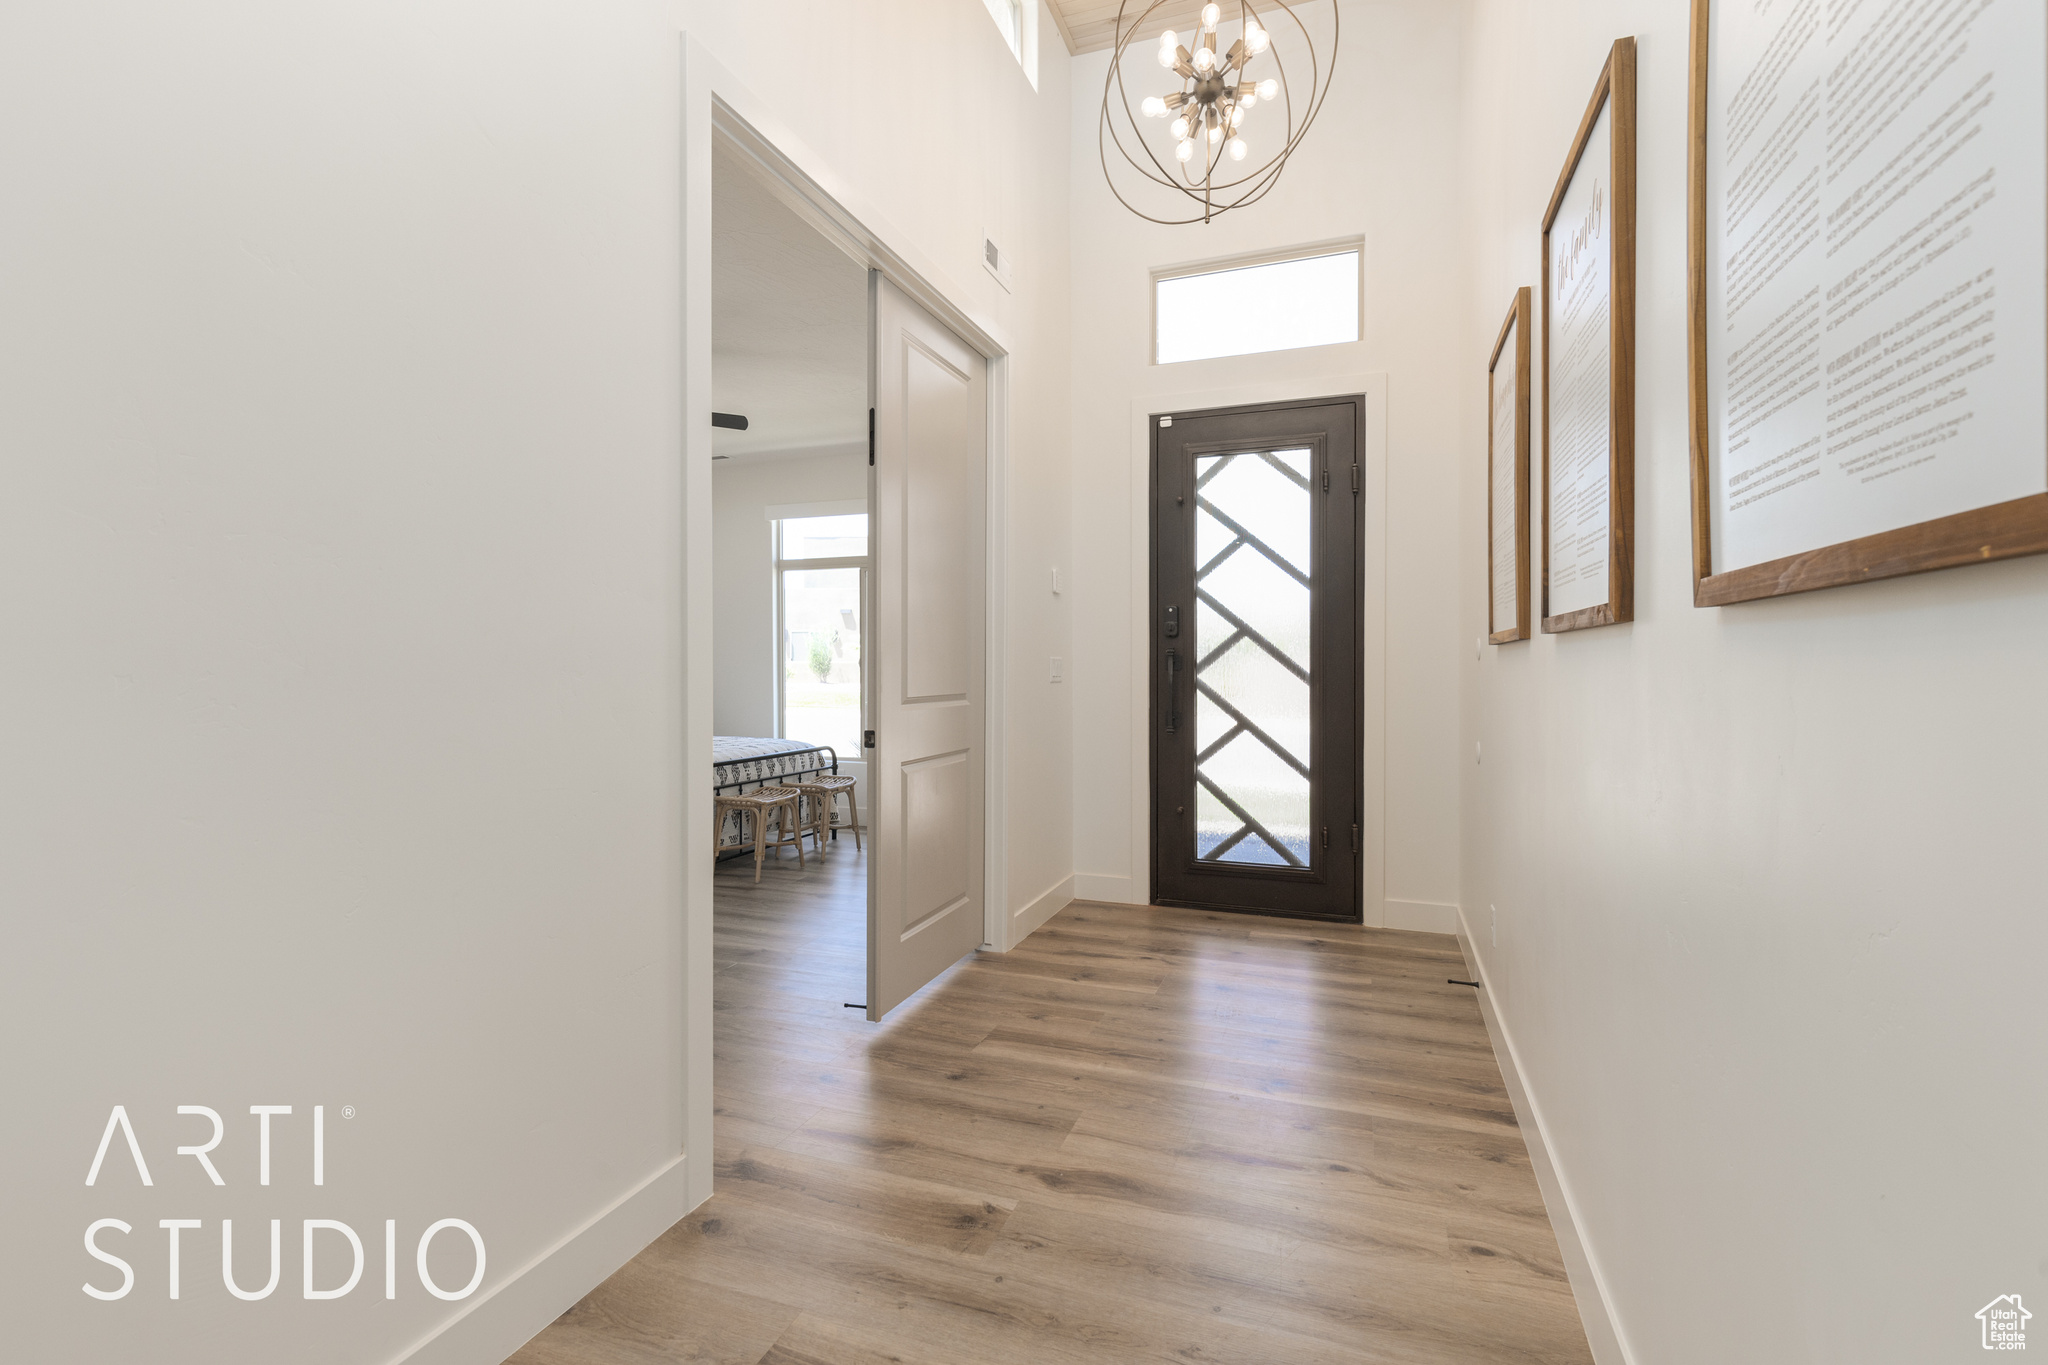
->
[866,272,987,1021]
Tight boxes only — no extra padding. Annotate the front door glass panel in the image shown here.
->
[1191,449,1313,867]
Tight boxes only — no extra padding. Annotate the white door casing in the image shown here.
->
[867,271,988,1021]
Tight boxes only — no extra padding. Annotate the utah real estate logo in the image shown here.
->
[1977,1295,2030,1351]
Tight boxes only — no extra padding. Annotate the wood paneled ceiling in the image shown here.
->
[1047,2,1217,55]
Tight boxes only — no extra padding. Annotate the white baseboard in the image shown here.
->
[1072,872,1137,905]
[1382,897,1460,933]
[1454,911,1633,1365]
[389,1153,699,1365]
[1005,873,1075,948]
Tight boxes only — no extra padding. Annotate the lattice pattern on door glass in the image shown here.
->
[1191,449,1313,867]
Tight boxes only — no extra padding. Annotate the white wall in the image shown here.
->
[1458,3,2048,1362]
[711,449,868,739]
[0,2,1073,1361]
[1066,0,1468,926]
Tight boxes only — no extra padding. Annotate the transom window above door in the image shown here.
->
[1154,242,1363,364]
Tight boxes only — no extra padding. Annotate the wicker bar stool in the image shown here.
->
[713,784,807,882]
[793,774,861,852]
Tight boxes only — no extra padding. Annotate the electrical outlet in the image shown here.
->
[1051,566,1062,595]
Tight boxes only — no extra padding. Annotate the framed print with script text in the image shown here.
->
[1542,38,1638,633]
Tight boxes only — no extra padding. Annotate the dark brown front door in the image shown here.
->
[1150,396,1363,922]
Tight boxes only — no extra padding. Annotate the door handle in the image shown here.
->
[1164,649,1181,734]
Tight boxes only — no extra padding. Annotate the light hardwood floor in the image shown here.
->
[508,843,1594,1365]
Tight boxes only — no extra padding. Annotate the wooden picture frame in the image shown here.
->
[1686,0,2048,606]
[1488,287,1532,643]
[1541,37,1636,634]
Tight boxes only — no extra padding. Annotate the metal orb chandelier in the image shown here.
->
[1100,0,1337,225]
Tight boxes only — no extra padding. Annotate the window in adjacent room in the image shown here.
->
[774,511,869,757]
[1153,242,1363,365]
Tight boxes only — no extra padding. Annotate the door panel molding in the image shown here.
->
[901,896,973,941]
[903,333,972,383]
[897,334,977,705]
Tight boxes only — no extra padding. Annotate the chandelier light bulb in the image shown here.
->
[1228,105,1243,129]
[1142,95,1167,117]
[1245,22,1270,54]
[1158,42,1178,68]
[1176,139,1195,163]
[1240,92,1257,109]
[1257,78,1279,100]
[1208,122,1223,143]
[1193,46,1215,73]
[1170,116,1190,140]
[1201,3,1221,30]
[1228,137,1248,161]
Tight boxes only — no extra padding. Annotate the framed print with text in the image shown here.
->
[1543,37,1637,633]
[1489,287,1532,642]
[1686,0,2048,604]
